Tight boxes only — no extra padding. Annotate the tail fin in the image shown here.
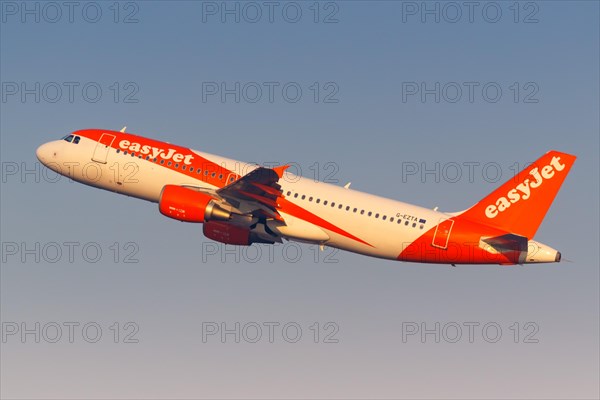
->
[460,151,576,239]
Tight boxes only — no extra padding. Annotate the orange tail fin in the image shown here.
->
[460,151,576,239]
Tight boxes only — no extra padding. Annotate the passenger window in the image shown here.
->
[316,199,320,204]
[368,212,372,216]
[361,210,365,215]
[287,191,291,196]
[160,160,165,164]
[309,197,313,202]
[131,153,135,157]
[346,206,350,211]
[229,177,235,182]
[412,223,416,228]
[324,201,328,205]
[175,164,179,168]
[294,193,299,198]
[302,195,306,200]
[211,173,216,178]
[116,149,120,153]
[390,217,394,222]
[218,174,223,180]
[338,204,343,209]
[420,225,424,229]
[397,219,401,224]
[124,151,128,155]
[405,221,409,226]
[168,161,172,166]
[182,165,187,170]
[375,213,379,218]
[382,215,387,220]
[146,156,150,160]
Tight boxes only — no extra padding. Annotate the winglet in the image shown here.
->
[272,164,290,179]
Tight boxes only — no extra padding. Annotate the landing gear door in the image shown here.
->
[92,133,116,164]
[432,218,454,249]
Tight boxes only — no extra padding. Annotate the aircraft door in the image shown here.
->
[92,133,116,164]
[432,218,454,249]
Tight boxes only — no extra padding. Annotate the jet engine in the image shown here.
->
[203,221,251,245]
[158,185,231,223]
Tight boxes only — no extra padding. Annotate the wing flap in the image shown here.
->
[217,166,288,222]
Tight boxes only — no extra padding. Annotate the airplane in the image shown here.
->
[35,128,576,265]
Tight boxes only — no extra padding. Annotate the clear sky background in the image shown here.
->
[1,1,598,399]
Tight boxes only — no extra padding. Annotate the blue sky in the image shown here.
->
[1,1,598,398]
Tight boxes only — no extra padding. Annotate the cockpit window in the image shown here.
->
[61,134,81,144]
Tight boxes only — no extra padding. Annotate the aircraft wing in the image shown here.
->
[216,165,289,221]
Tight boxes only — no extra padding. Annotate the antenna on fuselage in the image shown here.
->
[344,182,351,189]
[120,126,127,133]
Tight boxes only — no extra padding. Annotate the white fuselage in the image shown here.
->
[37,129,568,265]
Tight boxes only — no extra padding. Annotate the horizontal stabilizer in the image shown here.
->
[482,233,528,253]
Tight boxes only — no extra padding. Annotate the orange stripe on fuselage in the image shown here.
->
[278,198,373,247]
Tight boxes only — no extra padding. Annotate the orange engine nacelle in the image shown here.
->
[159,185,231,223]
[203,221,251,246]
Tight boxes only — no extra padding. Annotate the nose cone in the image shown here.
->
[36,144,46,163]
[36,142,53,166]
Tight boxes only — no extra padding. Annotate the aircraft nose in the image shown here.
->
[36,143,50,164]
[36,142,58,166]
